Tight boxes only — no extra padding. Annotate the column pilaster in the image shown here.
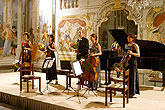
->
[3,0,7,27]
[16,0,23,60]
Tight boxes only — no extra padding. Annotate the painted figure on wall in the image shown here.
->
[11,26,17,55]
[31,27,41,61]
[58,29,71,51]
[2,24,12,56]
[34,27,40,45]
[41,23,48,51]
[72,27,82,43]
[64,28,72,43]
[0,24,4,49]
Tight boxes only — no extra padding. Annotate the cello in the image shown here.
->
[82,43,99,82]
[82,55,98,82]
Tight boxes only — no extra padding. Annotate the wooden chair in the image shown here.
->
[20,62,41,93]
[105,69,130,108]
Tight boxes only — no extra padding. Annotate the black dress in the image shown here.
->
[42,42,57,81]
[22,41,31,64]
[21,41,31,76]
[125,43,140,96]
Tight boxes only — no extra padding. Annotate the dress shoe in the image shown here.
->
[55,80,58,84]
[129,95,134,98]
[161,87,165,91]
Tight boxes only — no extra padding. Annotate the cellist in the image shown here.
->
[89,34,102,90]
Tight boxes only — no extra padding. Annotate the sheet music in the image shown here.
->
[72,61,83,76]
[43,58,55,69]
[43,60,50,69]
[47,58,55,68]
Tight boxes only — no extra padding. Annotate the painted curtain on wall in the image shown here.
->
[58,18,86,51]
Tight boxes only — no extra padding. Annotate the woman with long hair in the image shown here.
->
[19,32,33,76]
[89,34,102,90]
[42,34,58,84]
[19,32,33,63]
[126,33,140,98]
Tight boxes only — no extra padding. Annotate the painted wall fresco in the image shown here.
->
[151,13,165,44]
[0,0,18,56]
[0,0,3,25]
[58,18,86,51]
[0,0,3,51]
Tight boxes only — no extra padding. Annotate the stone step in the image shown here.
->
[0,56,16,67]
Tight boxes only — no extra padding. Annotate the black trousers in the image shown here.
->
[163,58,165,86]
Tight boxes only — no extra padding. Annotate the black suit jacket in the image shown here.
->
[76,37,89,60]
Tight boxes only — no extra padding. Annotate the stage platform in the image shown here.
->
[0,72,165,110]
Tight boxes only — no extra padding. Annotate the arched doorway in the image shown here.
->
[99,10,137,50]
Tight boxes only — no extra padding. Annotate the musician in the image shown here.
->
[111,40,119,52]
[89,34,102,90]
[43,34,58,84]
[76,29,89,60]
[126,33,140,98]
[19,32,33,76]
[111,40,119,57]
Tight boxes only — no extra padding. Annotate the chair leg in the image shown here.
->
[20,80,22,91]
[27,79,29,93]
[66,74,68,89]
[110,90,112,102]
[105,88,107,106]
[39,77,41,92]
[32,79,34,89]
[127,90,129,103]
[123,90,125,108]
[114,82,116,96]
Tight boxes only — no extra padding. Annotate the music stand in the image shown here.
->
[70,60,83,77]
[66,60,87,103]
[61,60,77,94]
[42,57,54,93]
